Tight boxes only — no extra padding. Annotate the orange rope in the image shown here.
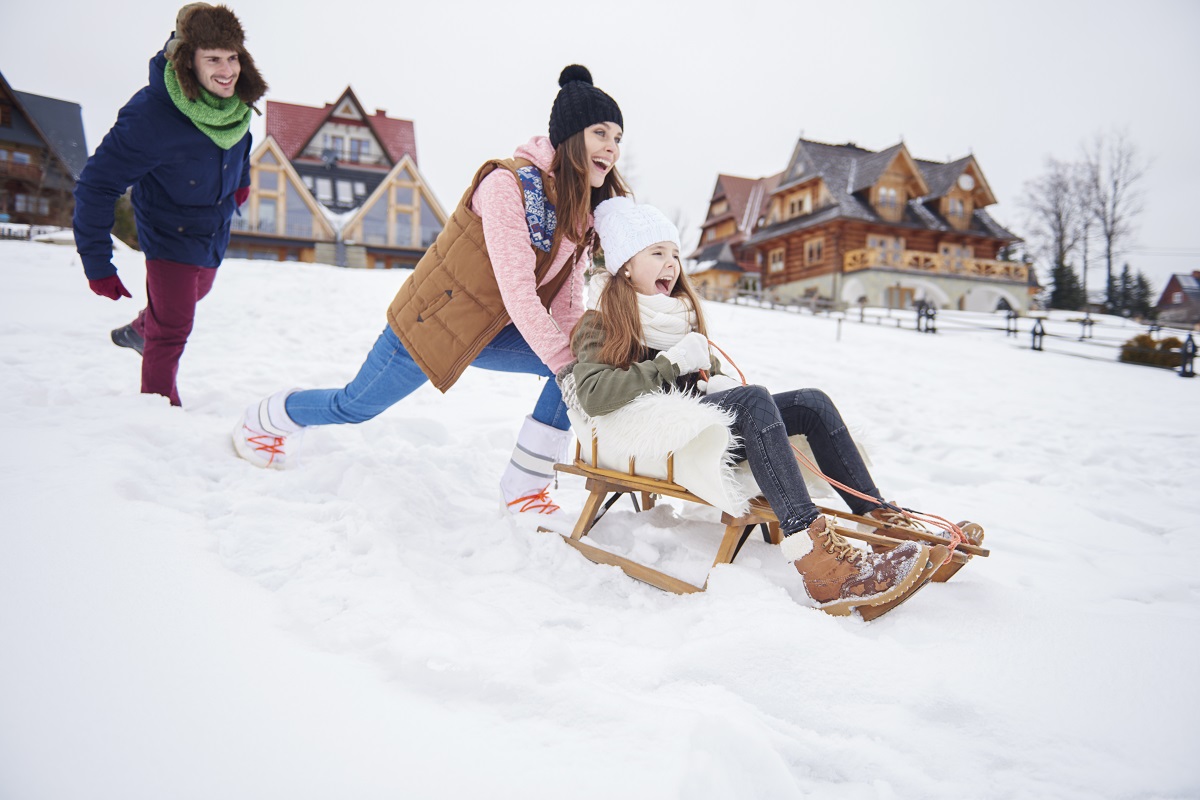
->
[705,338,965,551]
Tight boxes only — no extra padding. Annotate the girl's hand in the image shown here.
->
[663,332,710,375]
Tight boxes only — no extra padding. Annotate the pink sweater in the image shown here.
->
[469,136,589,375]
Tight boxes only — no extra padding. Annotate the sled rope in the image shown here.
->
[705,338,965,552]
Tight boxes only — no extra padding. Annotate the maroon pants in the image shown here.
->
[130,259,217,406]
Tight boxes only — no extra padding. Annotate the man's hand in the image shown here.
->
[89,274,132,301]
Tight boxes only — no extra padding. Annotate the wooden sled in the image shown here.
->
[548,437,990,602]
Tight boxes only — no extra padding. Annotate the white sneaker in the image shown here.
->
[232,390,304,470]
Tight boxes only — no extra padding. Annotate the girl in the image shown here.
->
[234,65,627,519]
[568,197,951,618]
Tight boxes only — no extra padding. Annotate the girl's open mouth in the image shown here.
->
[655,278,672,295]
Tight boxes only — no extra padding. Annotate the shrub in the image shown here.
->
[1119,334,1182,368]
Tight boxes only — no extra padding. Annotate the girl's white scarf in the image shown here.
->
[637,292,696,351]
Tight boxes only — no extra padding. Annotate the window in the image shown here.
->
[284,183,312,238]
[420,199,441,247]
[868,235,904,266]
[788,193,809,219]
[302,175,315,190]
[949,198,965,217]
[12,152,31,165]
[350,139,370,163]
[330,136,344,158]
[709,200,728,217]
[392,210,414,246]
[316,178,333,204]
[0,149,7,161]
[260,151,278,166]
[258,170,278,192]
[336,181,353,205]
[257,198,277,233]
[394,186,413,206]
[354,181,367,196]
[360,200,387,245]
[1173,291,1183,304]
[878,187,898,209]
[768,247,785,273]
[805,237,824,265]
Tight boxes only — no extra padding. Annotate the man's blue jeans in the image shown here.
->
[285,325,570,430]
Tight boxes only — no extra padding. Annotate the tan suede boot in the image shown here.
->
[782,516,944,618]
[867,506,984,582]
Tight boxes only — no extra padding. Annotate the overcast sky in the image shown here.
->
[5,0,1198,291]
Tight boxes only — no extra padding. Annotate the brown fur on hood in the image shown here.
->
[168,4,267,105]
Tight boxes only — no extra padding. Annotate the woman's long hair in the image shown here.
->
[587,266,708,369]
[550,131,629,246]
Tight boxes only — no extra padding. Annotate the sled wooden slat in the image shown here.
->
[818,505,990,558]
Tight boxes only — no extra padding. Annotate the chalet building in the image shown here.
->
[694,137,1035,312]
[229,87,446,268]
[690,173,780,299]
[0,71,87,227]
[1155,271,1200,328]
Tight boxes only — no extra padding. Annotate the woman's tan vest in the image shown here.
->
[386,158,576,392]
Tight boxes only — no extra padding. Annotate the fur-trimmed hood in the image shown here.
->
[166,4,267,105]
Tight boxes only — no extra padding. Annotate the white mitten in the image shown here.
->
[697,373,741,394]
[662,332,710,375]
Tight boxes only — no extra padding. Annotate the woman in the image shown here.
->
[567,197,952,618]
[234,65,628,520]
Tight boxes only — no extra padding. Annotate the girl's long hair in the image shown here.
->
[549,131,630,246]
[587,265,708,369]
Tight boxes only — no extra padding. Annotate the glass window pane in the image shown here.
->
[419,200,441,247]
[284,182,311,238]
[260,151,278,165]
[259,170,278,192]
[336,181,353,205]
[258,198,277,233]
[316,178,333,203]
[394,186,413,206]
[392,210,413,246]
[361,200,387,245]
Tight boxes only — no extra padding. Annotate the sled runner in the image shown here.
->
[549,433,989,618]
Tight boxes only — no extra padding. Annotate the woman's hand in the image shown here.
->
[662,332,710,375]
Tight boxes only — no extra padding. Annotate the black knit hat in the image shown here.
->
[548,65,623,148]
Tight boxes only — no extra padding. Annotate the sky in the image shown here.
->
[4,0,1199,291]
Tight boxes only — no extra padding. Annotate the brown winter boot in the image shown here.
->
[867,505,984,582]
[783,516,946,619]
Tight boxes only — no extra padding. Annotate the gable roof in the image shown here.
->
[265,87,417,166]
[0,71,87,179]
[748,137,1018,246]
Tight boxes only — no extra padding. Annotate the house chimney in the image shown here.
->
[376,109,387,117]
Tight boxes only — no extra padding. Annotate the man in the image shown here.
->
[74,4,266,406]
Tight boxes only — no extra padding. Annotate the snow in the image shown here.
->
[1,239,1197,800]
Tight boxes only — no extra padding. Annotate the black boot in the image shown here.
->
[111,323,144,356]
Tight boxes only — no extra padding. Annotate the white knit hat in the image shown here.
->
[593,197,681,275]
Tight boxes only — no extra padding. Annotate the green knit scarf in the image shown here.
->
[164,62,251,150]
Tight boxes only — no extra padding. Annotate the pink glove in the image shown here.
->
[236,186,250,207]
[89,275,132,301]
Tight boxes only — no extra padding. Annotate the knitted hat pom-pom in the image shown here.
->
[558,64,593,88]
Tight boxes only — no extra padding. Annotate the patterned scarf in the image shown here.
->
[637,291,697,351]
[163,63,251,150]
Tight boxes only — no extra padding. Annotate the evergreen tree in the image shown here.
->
[1114,263,1134,314]
[1131,271,1155,318]
[1049,262,1085,309]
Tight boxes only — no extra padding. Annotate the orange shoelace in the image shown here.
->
[245,426,285,466]
[506,489,561,515]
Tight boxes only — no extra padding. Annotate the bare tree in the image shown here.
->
[1083,130,1146,310]
[1021,157,1090,308]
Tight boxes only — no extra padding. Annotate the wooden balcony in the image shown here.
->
[844,248,1029,282]
[0,160,44,183]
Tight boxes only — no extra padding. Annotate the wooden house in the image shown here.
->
[229,87,446,268]
[0,71,86,227]
[1155,271,1200,328]
[696,137,1035,312]
[689,173,779,299]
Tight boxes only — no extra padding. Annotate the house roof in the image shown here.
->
[265,88,417,165]
[747,137,1018,247]
[690,241,742,274]
[1,71,87,179]
[1168,273,1200,302]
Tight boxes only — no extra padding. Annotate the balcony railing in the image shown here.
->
[844,248,1029,282]
[0,160,44,183]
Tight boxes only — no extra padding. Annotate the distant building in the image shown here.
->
[0,70,87,227]
[694,137,1036,312]
[229,87,446,268]
[1155,271,1200,327]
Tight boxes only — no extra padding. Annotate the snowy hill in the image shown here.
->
[1,240,1196,799]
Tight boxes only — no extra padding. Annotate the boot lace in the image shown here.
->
[245,426,285,466]
[507,489,560,515]
[817,527,863,565]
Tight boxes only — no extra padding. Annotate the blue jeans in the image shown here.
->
[701,385,883,535]
[285,325,569,430]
